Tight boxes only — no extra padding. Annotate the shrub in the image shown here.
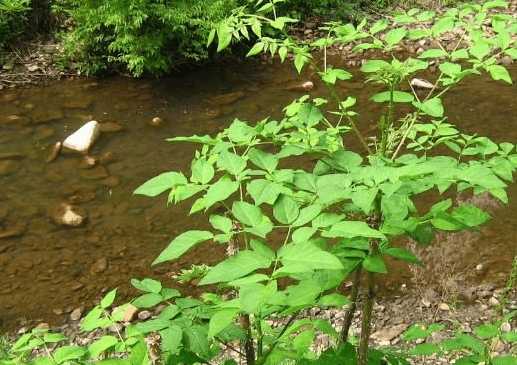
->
[59,0,239,76]
[0,0,30,49]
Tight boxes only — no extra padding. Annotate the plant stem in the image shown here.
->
[240,314,256,365]
[258,313,297,365]
[357,268,376,365]
[340,267,362,342]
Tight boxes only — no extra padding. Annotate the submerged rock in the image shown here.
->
[99,121,124,133]
[208,91,245,105]
[32,108,64,124]
[410,78,434,89]
[0,115,30,125]
[90,257,108,273]
[63,121,100,154]
[148,117,163,127]
[80,165,109,180]
[50,203,87,227]
[0,160,19,176]
[0,224,26,239]
[46,142,62,163]
[285,80,314,92]
[78,156,97,169]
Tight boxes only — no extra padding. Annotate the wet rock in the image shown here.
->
[208,91,245,105]
[148,117,163,127]
[371,324,408,346]
[70,307,82,321]
[475,263,484,272]
[0,160,19,176]
[63,97,93,110]
[63,121,100,153]
[78,156,97,169]
[91,257,108,274]
[71,281,85,291]
[67,189,96,204]
[488,297,500,307]
[80,165,109,180]
[285,80,314,92]
[410,78,434,89]
[50,203,87,227]
[35,323,50,330]
[138,310,152,321]
[0,114,30,125]
[46,142,62,163]
[0,224,26,239]
[32,108,64,124]
[99,121,124,133]
[23,103,35,110]
[99,151,115,165]
[0,152,25,160]
[53,308,64,315]
[500,56,513,66]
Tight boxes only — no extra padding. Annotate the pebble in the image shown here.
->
[101,176,121,188]
[46,142,62,163]
[137,310,152,321]
[63,121,100,153]
[53,308,64,315]
[79,165,109,180]
[0,224,26,239]
[91,257,108,274]
[99,121,124,133]
[371,323,408,346]
[500,322,511,333]
[78,156,97,169]
[50,203,87,227]
[285,80,314,92]
[475,263,484,272]
[148,117,163,127]
[35,323,50,330]
[208,91,245,105]
[0,160,19,176]
[99,151,115,164]
[70,307,82,321]
[438,303,450,311]
[410,78,434,89]
[122,304,138,322]
[488,297,500,307]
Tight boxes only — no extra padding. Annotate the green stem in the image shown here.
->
[340,267,362,342]
[257,313,298,365]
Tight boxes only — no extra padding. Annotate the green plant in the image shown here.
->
[403,313,517,364]
[59,0,239,76]
[0,0,30,49]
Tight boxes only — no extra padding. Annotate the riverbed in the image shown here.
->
[1,59,517,331]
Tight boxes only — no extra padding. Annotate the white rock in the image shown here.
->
[411,78,434,89]
[438,303,450,311]
[51,203,86,227]
[489,297,500,307]
[500,322,511,333]
[371,324,408,345]
[63,121,100,153]
[70,307,82,321]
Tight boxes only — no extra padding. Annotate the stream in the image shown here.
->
[1,59,517,331]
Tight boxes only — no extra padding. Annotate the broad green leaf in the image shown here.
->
[361,59,390,73]
[470,42,491,60]
[492,356,517,365]
[247,179,283,205]
[384,247,420,264]
[385,28,407,47]
[88,336,119,358]
[418,48,448,59]
[292,205,322,227]
[298,103,324,127]
[292,227,317,243]
[100,289,117,309]
[278,242,343,274]
[488,64,512,84]
[246,42,264,57]
[208,309,239,338]
[409,343,440,356]
[323,221,385,239]
[248,148,278,172]
[250,239,275,261]
[183,325,210,359]
[191,159,214,184]
[131,278,162,294]
[414,97,444,117]
[351,188,378,214]
[53,346,87,364]
[473,324,498,339]
[217,150,246,176]
[160,325,182,355]
[200,250,272,285]
[362,255,388,274]
[232,201,264,227]
[217,22,232,52]
[134,172,186,197]
[273,195,300,224]
[451,204,490,227]
[371,91,414,103]
[132,293,163,308]
[200,176,239,211]
[318,293,351,307]
[209,215,233,233]
[153,231,213,265]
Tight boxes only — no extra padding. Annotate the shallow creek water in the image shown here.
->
[1,59,517,331]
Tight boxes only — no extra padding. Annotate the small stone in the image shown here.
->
[63,121,100,154]
[371,324,408,345]
[27,64,39,72]
[50,203,87,227]
[148,117,163,127]
[46,142,62,163]
[108,323,123,333]
[410,78,434,89]
[79,165,109,180]
[0,160,19,176]
[475,264,484,272]
[208,91,245,105]
[0,224,26,239]
[91,257,108,274]
[492,339,506,352]
[137,310,152,321]
[500,322,511,333]
[71,281,84,291]
[70,307,82,321]
[489,297,500,307]
[99,121,124,133]
[122,304,138,322]
[0,115,29,125]
[35,323,50,330]
[33,127,55,141]
[99,151,115,164]
[438,303,450,311]
[78,156,97,169]
[53,308,64,315]
[285,80,314,92]
[500,56,513,66]
[421,298,431,308]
